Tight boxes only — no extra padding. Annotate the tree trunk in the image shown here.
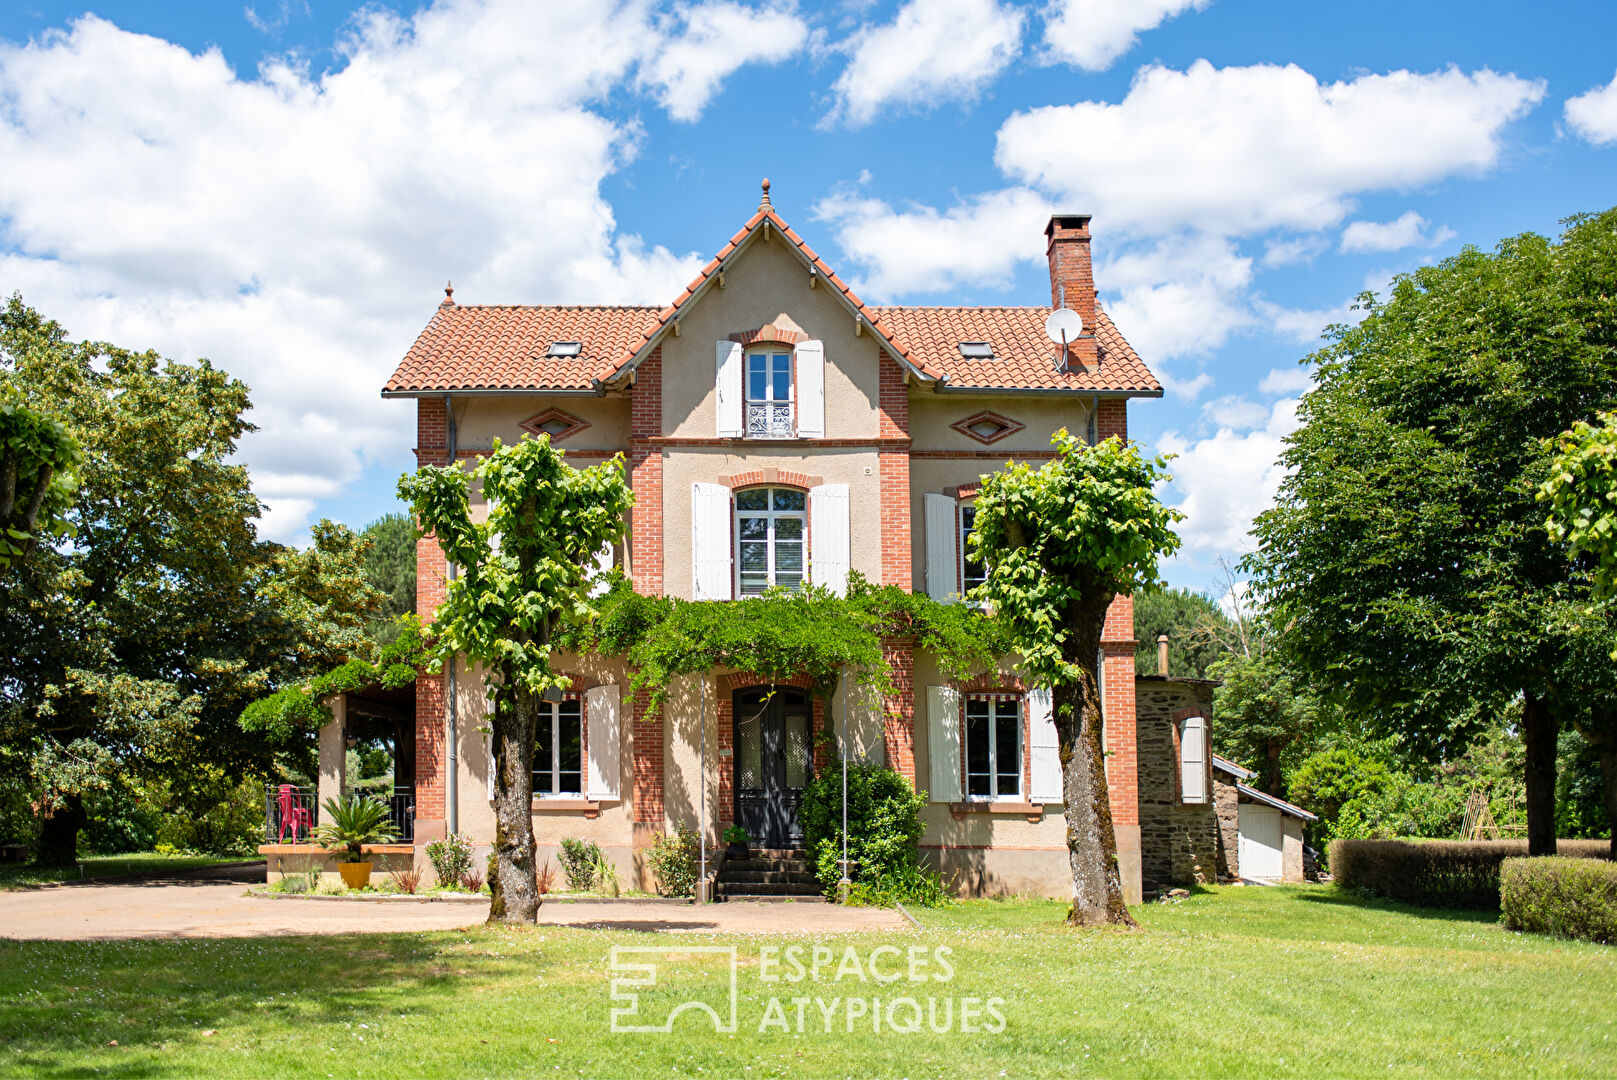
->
[36,793,86,867]
[1522,691,1559,857]
[487,673,540,924]
[1575,717,1617,862]
[1056,596,1136,929]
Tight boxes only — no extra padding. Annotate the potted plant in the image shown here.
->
[723,825,751,860]
[314,794,399,889]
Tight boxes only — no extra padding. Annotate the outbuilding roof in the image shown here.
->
[1235,783,1318,822]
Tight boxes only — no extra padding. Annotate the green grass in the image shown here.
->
[1,885,1614,1077]
[0,852,251,891]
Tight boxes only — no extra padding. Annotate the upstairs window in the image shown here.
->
[959,503,987,593]
[534,697,583,797]
[736,487,806,596]
[746,350,793,439]
[965,694,1021,799]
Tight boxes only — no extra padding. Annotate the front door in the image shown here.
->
[733,687,811,848]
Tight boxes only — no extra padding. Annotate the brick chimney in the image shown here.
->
[1045,214,1098,370]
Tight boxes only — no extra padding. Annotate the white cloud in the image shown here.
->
[1200,394,1268,431]
[1564,69,1617,146]
[1262,234,1329,267]
[0,3,805,542]
[1160,397,1299,553]
[1254,298,1356,346]
[1156,369,1214,401]
[810,185,1052,298]
[1339,210,1455,253]
[1257,365,1313,395]
[1040,0,1208,72]
[1099,233,1255,361]
[640,3,809,122]
[996,61,1545,235]
[824,0,1024,128]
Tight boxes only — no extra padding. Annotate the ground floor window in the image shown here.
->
[534,697,583,796]
[965,695,1021,798]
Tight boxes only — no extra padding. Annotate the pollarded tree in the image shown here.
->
[969,432,1182,927]
[399,435,632,923]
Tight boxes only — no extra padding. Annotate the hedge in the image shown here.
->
[1501,857,1617,944]
[1329,839,1612,908]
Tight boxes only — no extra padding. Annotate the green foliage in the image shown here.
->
[722,825,749,845]
[78,783,163,855]
[399,434,633,701]
[800,759,926,897]
[1541,410,1617,600]
[361,513,417,644]
[557,837,603,891]
[1245,209,1617,755]
[968,432,1182,687]
[1287,747,1397,832]
[239,615,434,739]
[843,862,953,908]
[562,572,1009,715]
[1211,652,1324,794]
[0,401,80,572]
[1330,838,1613,908]
[1501,856,1617,944]
[153,775,263,856]
[1558,729,1611,839]
[646,824,699,897]
[424,833,474,884]
[313,795,398,863]
[1132,587,1233,678]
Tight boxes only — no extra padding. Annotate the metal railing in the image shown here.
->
[263,785,414,844]
[747,401,794,438]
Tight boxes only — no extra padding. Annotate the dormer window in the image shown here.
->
[957,341,994,359]
[547,341,582,357]
[746,350,794,439]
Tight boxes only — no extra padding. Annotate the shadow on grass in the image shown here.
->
[0,930,513,1078]
[1296,885,1499,925]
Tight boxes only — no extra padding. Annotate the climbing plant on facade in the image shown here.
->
[968,431,1182,928]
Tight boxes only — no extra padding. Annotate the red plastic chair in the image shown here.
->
[277,784,314,843]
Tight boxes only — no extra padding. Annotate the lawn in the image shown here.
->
[0,852,254,891]
[1,885,1613,1078]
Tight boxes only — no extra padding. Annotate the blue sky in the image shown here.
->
[1,0,1614,594]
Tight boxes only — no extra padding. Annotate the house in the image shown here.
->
[1212,755,1317,883]
[299,181,1229,903]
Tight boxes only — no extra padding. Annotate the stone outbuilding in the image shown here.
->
[1212,755,1316,883]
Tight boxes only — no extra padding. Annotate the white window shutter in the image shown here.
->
[588,540,614,597]
[586,684,621,800]
[795,339,825,438]
[716,340,743,437]
[1181,716,1207,803]
[809,483,850,595]
[691,482,733,601]
[924,493,958,603]
[1028,688,1062,803]
[926,685,963,803]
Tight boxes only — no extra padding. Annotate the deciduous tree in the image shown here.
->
[969,432,1182,926]
[399,435,632,923]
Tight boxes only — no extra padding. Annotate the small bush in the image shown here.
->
[390,867,423,895]
[800,760,925,898]
[1501,857,1617,944]
[558,837,602,891]
[647,824,699,897]
[591,848,621,897]
[424,833,474,885]
[844,863,954,908]
[537,859,557,896]
[1330,839,1612,908]
[459,868,485,894]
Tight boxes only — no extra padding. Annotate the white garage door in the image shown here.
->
[1238,804,1284,882]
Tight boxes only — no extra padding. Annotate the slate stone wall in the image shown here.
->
[1136,678,1220,889]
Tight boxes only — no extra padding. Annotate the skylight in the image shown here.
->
[547,341,582,357]
[957,341,993,359]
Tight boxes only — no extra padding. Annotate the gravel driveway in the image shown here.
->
[0,871,908,939]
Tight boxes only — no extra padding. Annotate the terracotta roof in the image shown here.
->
[384,304,657,392]
[870,306,1160,394]
[383,202,1159,396]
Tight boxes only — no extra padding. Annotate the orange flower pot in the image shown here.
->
[338,861,373,889]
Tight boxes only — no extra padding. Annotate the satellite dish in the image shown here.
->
[1044,308,1084,345]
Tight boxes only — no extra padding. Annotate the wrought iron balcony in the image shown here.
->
[746,401,794,439]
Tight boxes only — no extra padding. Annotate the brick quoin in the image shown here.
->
[882,639,916,783]
[630,349,665,597]
[1095,399,1128,443]
[631,686,664,827]
[414,673,446,823]
[413,397,452,828]
[878,352,912,589]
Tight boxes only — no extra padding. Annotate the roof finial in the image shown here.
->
[759,177,771,210]
[443,280,454,305]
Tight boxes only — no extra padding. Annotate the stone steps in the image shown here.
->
[717,848,823,900]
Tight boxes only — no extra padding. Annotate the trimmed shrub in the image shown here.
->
[558,837,602,891]
[1501,857,1617,944]
[424,833,474,885]
[647,824,699,897]
[800,759,927,901]
[1330,839,1612,907]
